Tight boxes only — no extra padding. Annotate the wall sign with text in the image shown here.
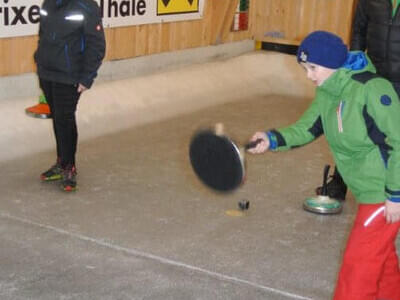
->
[0,0,204,38]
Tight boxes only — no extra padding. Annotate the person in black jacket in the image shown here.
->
[316,0,400,201]
[352,0,400,94]
[35,0,106,191]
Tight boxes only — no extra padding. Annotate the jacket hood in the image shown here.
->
[342,51,376,74]
[319,51,376,96]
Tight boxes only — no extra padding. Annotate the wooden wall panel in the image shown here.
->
[1,36,38,75]
[0,0,252,76]
[0,0,358,77]
[253,0,357,46]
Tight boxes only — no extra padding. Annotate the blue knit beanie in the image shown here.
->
[297,31,348,69]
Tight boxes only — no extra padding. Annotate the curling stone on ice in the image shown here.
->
[303,165,343,215]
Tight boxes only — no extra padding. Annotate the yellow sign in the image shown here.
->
[157,0,199,15]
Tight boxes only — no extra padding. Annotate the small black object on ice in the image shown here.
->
[238,200,250,210]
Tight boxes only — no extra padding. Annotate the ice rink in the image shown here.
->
[0,49,398,300]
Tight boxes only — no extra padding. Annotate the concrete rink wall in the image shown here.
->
[0,42,314,162]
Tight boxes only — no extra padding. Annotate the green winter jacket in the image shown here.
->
[267,52,400,204]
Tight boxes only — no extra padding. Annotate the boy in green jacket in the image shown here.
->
[248,31,400,300]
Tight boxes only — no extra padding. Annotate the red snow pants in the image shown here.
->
[333,203,400,300]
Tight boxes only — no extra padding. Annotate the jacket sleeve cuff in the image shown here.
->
[80,72,98,89]
[266,129,288,151]
[387,197,400,203]
[266,131,278,150]
[79,78,93,89]
[385,187,400,203]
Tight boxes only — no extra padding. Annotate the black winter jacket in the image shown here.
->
[34,0,105,88]
[351,0,400,83]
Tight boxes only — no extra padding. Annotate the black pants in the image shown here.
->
[39,79,81,168]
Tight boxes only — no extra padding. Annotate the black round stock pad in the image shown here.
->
[189,130,244,192]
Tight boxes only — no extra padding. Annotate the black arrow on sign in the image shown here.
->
[188,0,194,5]
[161,0,170,7]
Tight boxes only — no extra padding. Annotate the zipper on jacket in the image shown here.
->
[386,0,394,59]
[386,17,392,69]
[337,101,345,133]
[80,35,85,52]
[64,44,71,72]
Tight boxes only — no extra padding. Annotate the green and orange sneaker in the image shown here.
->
[41,161,63,181]
[61,165,77,192]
